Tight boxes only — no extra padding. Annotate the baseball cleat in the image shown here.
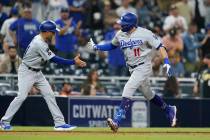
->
[166,105,177,127]
[54,124,77,131]
[0,120,13,131]
[107,118,119,132]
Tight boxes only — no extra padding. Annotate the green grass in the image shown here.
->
[0,127,210,140]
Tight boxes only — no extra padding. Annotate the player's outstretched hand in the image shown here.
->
[74,54,86,67]
[87,38,97,50]
[163,64,173,77]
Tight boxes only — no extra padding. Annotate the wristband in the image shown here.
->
[164,58,170,64]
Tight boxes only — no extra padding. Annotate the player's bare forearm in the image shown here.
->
[159,47,169,60]
[9,30,16,45]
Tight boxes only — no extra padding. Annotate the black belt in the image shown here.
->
[23,63,41,72]
[128,62,144,69]
[28,66,40,72]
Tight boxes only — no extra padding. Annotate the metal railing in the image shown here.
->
[0,74,196,97]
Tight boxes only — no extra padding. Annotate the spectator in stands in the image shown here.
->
[59,82,79,97]
[163,4,188,32]
[103,0,119,30]
[205,0,210,26]
[136,0,150,26]
[60,82,71,97]
[87,0,104,30]
[81,69,105,96]
[0,0,12,6]
[170,53,185,77]
[32,0,50,22]
[9,3,40,58]
[183,22,201,63]
[193,54,210,98]
[104,20,127,76]
[182,22,202,76]
[55,7,78,59]
[175,0,192,26]
[0,2,8,29]
[47,0,68,21]
[0,2,8,53]
[0,7,19,54]
[188,0,206,31]
[29,86,40,95]
[163,76,180,98]
[153,23,165,37]
[0,46,21,74]
[67,0,87,25]
[116,0,137,17]
[156,0,171,11]
[162,27,184,60]
[10,1,25,18]
[110,0,122,8]
[200,23,210,58]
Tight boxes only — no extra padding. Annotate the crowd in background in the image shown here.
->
[0,0,210,97]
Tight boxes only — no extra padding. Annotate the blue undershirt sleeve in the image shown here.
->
[96,43,118,51]
[50,55,75,65]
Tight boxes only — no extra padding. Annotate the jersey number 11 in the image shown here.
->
[134,48,140,57]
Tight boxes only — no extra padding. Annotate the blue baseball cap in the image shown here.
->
[10,7,18,15]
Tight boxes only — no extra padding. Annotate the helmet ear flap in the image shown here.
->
[121,24,133,32]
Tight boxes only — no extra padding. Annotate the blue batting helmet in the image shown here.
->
[117,12,138,32]
[39,20,60,32]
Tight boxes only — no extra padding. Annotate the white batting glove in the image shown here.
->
[163,64,172,77]
[87,38,98,50]
[163,58,174,77]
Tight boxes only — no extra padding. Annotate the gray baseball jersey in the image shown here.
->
[112,27,162,71]
[1,34,66,127]
[111,27,162,100]
[22,35,55,69]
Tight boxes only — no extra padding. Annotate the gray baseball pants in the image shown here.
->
[1,64,65,127]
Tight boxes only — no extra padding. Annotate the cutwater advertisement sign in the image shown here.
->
[68,97,149,127]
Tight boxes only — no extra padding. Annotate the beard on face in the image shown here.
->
[10,55,16,60]
[46,33,54,43]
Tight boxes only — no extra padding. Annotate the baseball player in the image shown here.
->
[0,20,86,131]
[88,12,177,132]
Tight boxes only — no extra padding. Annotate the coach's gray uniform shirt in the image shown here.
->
[111,27,162,100]
[23,35,55,69]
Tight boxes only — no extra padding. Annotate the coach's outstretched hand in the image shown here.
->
[87,38,97,50]
[74,54,86,67]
